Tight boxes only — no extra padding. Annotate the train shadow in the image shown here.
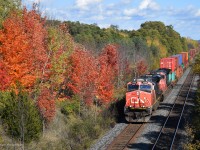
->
[126,98,195,149]
[156,102,174,111]
[126,142,152,149]
[110,97,127,123]
[126,130,188,150]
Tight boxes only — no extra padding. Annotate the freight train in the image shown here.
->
[124,49,198,122]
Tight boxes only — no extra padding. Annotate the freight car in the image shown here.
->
[124,49,198,122]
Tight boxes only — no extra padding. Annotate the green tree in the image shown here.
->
[0,88,42,143]
[0,0,21,28]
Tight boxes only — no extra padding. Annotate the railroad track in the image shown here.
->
[151,70,194,150]
[106,123,143,150]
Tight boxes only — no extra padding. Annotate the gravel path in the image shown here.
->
[90,67,196,150]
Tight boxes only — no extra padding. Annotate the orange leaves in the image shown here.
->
[67,47,98,105]
[37,88,55,122]
[0,8,48,89]
[0,13,32,87]
[0,8,55,122]
[96,44,119,104]
[136,59,148,76]
[67,44,119,105]
[0,62,11,90]
[100,44,119,74]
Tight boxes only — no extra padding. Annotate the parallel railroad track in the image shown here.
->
[106,123,143,150]
[106,69,193,150]
[151,70,194,150]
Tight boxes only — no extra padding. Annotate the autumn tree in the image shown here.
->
[47,23,74,98]
[0,0,21,28]
[136,59,148,76]
[96,44,119,104]
[0,62,10,90]
[0,8,48,89]
[67,47,98,105]
[37,87,55,123]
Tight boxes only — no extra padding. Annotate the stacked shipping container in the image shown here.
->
[180,52,189,68]
[171,55,182,79]
[159,49,198,82]
[160,57,176,82]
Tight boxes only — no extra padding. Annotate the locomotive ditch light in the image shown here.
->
[133,79,137,82]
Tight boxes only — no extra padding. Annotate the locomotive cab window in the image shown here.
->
[127,84,139,92]
[140,84,152,93]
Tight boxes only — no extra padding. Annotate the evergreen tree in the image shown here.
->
[0,88,42,143]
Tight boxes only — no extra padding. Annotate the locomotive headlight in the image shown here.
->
[137,92,139,95]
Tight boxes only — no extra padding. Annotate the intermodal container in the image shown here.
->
[167,73,172,84]
[173,54,182,66]
[180,52,188,65]
[170,56,178,69]
[175,66,183,79]
[171,72,175,81]
[160,57,176,72]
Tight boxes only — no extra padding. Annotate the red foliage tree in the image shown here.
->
[67,47,98,105]
[96,44,119,104]
[0,8,48,89]
[37,88,55,122]
[0,62,11,90]
[136,59,148,76]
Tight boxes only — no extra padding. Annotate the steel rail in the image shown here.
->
[151,69,193,150]
[169,74,195,150]
[106,123,143,150]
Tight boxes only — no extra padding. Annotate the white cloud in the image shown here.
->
[24,0,47,4]
[90,15,105,20]
[75,0,103,10]
[116,16,132,20]
[124,8,138,16]
[195,9,200,17]
[139,0,159,10]
[121,0,132,4]
[123,0,160,17]
[97,23,111,29]
[106,10,115,16]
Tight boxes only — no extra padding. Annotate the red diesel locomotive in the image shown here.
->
[124,49,198,122]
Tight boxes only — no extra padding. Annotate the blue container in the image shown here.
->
[173,54,182,66]
[171,72,176,81]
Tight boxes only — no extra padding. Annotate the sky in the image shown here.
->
[22,0,200,40]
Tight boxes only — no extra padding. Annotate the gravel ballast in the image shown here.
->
[90,67,197,150]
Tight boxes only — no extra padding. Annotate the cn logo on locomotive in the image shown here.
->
[131,97,145,104]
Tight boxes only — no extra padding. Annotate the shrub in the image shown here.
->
[60,95,80,116]
[0,89,42,143]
